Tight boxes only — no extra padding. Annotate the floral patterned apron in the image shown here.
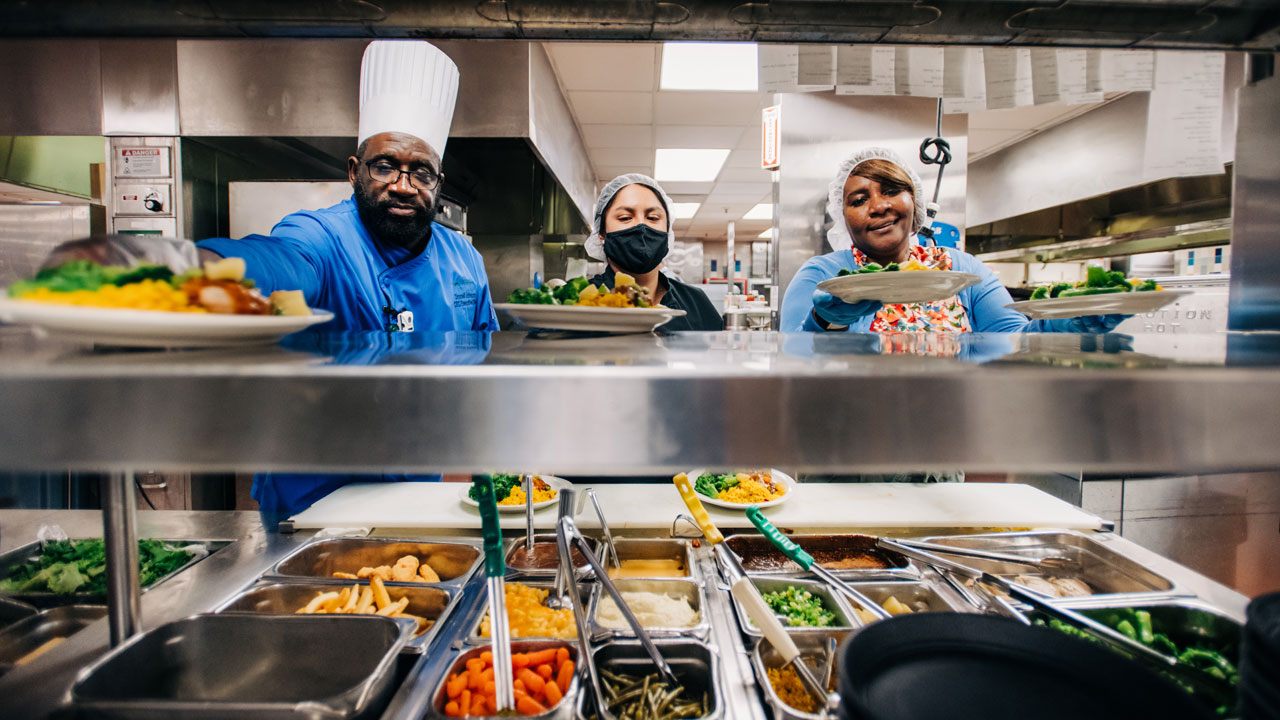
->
[852,246,972,333]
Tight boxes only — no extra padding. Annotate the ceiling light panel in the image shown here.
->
[670,202,702,219]
[743,203,773,220]
[660,43,758,92]
[654,148,731,182]
[758,229,774,238]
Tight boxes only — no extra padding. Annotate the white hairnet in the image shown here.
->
[585,173,677,262]
[825,146,928,252]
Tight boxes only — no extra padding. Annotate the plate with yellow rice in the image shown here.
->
[0,297,333,348]
[459,475,569,512]
[685,469,795,510]
[495,304,686,334]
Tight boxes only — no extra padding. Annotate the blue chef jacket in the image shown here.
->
[198,196,498,517]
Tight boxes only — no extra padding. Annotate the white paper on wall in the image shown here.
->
[1096,49,1156,93]
[836,46,895,95]
[1143,51,1226,180]
[1057,49,1103,105]
[759,45,799,93]
[943,47,969,98]
[942,48,987,114]
[983,48,1033,110]
[895,46,944,97]
[797,45,836,91]
[1031,48,1062,104]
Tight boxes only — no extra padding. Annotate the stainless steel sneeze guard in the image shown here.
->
[4,329,1280,475]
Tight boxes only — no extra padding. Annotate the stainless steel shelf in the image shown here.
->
[3,328,1280,474]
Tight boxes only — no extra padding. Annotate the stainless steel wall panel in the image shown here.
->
[176,39,366,137]
[528,42,595,225]
[100,40,180,137]
[775,93,966,300]
[433,40,531,139]
[0,40,102,136]
[0,204,93,286]
[1227,74,1280,331]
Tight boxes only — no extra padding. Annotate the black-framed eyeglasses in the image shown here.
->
[364,160,443,191]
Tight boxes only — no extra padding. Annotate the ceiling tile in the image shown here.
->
[735,127,763,151]
[725,148,763,168]
[707,181,771,195]
[968,128,1029,158]
[580,124,654,149]
[596,164,654,182]
[591,147,654,166]
[703,193,770,205]
[968,102,1099,132]
[653,91,770,125]
[569,91,654,124]
[545,43,657,92]
[654,125,743,149]
[659,181,715,194]
[714,166,773,184]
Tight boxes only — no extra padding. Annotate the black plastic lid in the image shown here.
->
[838,613,1212,720]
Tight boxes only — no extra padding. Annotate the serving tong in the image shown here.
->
[876,538,1237,705]
[473,474,516,714]
[672,473,835,715]
[891,537,1080,573]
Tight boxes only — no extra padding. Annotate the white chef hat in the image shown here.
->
[825,146,927,252]
[585,173,678,261]
[358,41,460,155]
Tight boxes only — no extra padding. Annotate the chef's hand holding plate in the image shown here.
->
[806,289,882,331]
[1066,313,1130,333]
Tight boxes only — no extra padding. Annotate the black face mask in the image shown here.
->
[603,223,668,274]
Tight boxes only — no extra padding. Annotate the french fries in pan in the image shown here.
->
[296,576,434,636]
[332,554,441,583]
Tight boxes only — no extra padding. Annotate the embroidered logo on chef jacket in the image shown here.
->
[452,278,478,309]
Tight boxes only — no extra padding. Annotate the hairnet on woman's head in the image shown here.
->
[825,146,927,252]
[585,173,677,261]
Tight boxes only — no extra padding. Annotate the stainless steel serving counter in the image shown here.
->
[2,328,1280,475]
[0,509,1253,720]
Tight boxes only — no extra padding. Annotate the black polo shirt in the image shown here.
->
[590,268,722,332]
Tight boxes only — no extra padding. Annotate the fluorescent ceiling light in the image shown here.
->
[654,148,731,182]
[660,43,758,91]
[758,229,773,238]
[743,203,772,220]
[671,202,701,219]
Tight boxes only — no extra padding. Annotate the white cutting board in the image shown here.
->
[288,482,1104,532]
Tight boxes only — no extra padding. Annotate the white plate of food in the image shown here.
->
[459,475,570,512]
[817,270,980,304]
[495,304,686,333]
[684,469,796,510]
[0,297,333,348]
[1007,290,1190,320]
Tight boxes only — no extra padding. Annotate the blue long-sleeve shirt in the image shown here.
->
[780,247,1073,333]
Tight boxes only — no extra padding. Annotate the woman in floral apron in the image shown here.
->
[780,146,1125,335]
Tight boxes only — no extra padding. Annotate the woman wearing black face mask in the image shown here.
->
[586,174,722,332]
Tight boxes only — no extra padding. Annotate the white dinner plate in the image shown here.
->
[817,270,981,304]
[684,469,796,510]
[1007,290,1190,320]
[459,475,571,512]
[0,296,333,348]
[495,303,686,333]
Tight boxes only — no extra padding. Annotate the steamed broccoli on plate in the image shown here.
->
[1029,267,1161,300]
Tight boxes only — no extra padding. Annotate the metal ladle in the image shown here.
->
[559,514,680,687]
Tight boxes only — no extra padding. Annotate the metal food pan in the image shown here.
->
[836,581,973,624]
[605,538,698,581]
[427,640,580,720]
[0,605,105,676]
[464,577,589,645]
[588,577,708,641]
[724,534,917,581]
[590,638,722,720]
[72,613,408,720]
[1040,595,1244,641]
[270,538,480,586]
[918,531,1176,598]
[730,577,859,639]
[503,534,598,577]
[752,628,851,720]
[217,581,456,652]
[0,539,227,608]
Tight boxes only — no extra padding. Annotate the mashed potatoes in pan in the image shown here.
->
[596,590,699,629]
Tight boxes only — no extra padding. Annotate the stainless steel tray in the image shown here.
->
[729,576,859,640]
[426,639,581,720]
[217,581,457,652]
[751,628,850,720]
[724,534,918,581]
[590,638,722,720]
[918,530,1176,599]
[605,538,698,582]
[72,613,409,720]
[464,576,588,646]
[0,605,105,676]
[834,580,973,624]
[503,534,598,577]
[587,577,709,641]
[0,538,226,608]
[269,538,481,587]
